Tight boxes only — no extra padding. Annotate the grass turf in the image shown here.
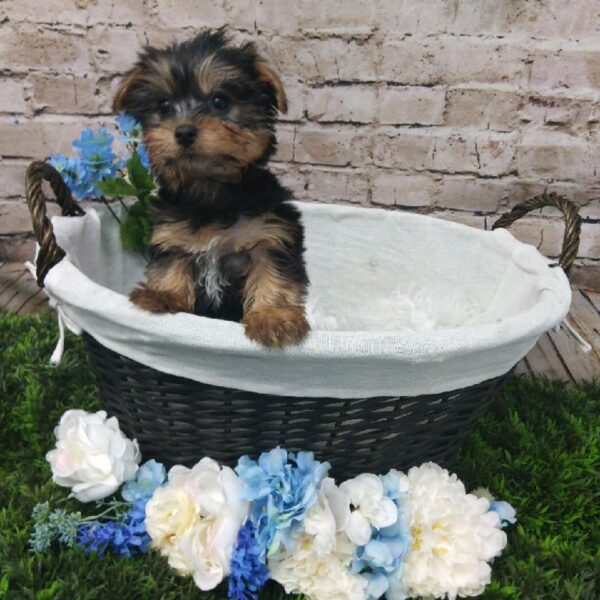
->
[0,310,598,599]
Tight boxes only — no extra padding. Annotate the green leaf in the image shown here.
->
[126,151,154,193]
[94,177,137,198]
[120,217,147,253]
[119,200,151,252]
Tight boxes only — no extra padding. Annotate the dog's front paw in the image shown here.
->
[129,286,187,313]
[243,307,310,348]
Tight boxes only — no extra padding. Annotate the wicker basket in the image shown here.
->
[25,161,580,478]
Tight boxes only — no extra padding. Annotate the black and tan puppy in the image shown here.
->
[113,29,309,348]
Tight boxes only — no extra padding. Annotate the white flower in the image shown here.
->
[397,463,508,599]
[145,457,248,591]
[270,479,366,600]
[45,409,140,502]
[340,473,398,546]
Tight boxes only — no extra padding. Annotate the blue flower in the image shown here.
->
[352,471,411,600]
[235,448,330,560]
[121,459,166,503]
[115,112,142,141]
[116,112,151,170]
[228,521,270,600]
[76,500,151,557]
[490,500,517,528]
[48,154,97,200]
[48,127,120,200]
[136,142,151,170]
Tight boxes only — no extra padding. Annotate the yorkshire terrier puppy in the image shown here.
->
[113,29,309,348]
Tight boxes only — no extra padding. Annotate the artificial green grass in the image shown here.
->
[0,310,599,599]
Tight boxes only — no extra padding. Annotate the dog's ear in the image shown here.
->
[254,58,288,114]
[112,66,144,114]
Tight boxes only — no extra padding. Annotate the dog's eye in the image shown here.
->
[158,99,175,117]
[211,94,229,111]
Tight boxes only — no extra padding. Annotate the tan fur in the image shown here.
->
[112,67,145,113]
[113,59,176,113]
[130,256,196,313]
[194,116,273,166]
[253,58,288,113]
[196,55,242,95]
[151,214,295,256]
[241,249,308,347]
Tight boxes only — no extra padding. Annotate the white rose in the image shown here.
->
[145,457,248,591]
[145,486,197,562]
[270,480,365,600]
[45,409,140,502]
[340,473,398,546]
[398,463,508,599]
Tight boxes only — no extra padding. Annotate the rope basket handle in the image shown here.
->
[491,191,581,277]
[25,160,85,287]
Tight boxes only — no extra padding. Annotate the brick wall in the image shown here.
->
[1,1,599,285]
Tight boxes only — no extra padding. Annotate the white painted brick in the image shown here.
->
[517,132,599,181]
[0,24,91,73]
[294,127,371,167]
[580,223,600,258]
[268,38,377,83]
[519,93,598,133]
[378,86,445,126]
[445,86,522,131]
[371,173,437,207]
[30,74,111,115]
[307,86,376,123]
[379,37,529,86]
[0,116,106,158]
[530,45,600,92]
[0,79,26,113]
[155,0,228,29]
[273,124,295,162]
[0,160,30,197]
[373,130,434,171]
[449,1,600,38]
[304,167,369,203]
[437,176,512,213]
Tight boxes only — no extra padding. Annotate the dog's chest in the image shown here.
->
[193,216,263,307]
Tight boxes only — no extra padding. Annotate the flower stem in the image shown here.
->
[116,196,131,216]
[100,197,122,225]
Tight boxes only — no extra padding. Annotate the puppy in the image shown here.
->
[113,29,310,348]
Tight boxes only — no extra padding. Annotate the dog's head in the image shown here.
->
[113,29,287,186]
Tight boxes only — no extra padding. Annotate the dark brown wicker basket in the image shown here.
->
[25,161,581,478]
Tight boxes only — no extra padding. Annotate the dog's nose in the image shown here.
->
[174,125,197,147]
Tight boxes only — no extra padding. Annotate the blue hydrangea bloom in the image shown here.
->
[76,500,150,557]
[490,500,517,528]
[228,521,270,600]
[121,459,166,503]
[352,471,411,600]
[115,112,142,141]
[136,142,151,170]
[235,448,330,560]
[73,127,119,179]
[48,154,98,200]
[49,127,120,199]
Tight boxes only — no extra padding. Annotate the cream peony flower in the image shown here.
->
[340,473,398,546]
[270,479,366,600]
[45,409,140,502]
[397,463,508,599]
[145,457,248,591]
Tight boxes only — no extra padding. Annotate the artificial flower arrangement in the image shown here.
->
[48,114,156,253]
[32,409,516,600]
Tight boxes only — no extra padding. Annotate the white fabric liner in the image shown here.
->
[39,201,571,398]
